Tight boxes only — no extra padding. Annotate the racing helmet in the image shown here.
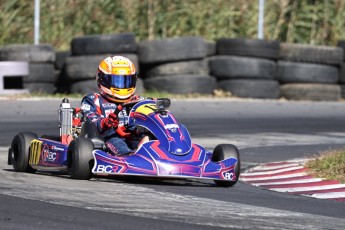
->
[97,56,137,102]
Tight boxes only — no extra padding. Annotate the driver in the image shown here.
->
[80,55,149,156]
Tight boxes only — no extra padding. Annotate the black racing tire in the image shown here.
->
[280,83,341,101]
[68,137,94,180]
[145,60,208,78]
[25,63,56,83]
[0,44,55,63]
[144,75,216,94]
[209,56,276,80]
[71,33,137,55]
[70,78,144,95]
[65,54,139,80]
[211,144,240,187]
[337,40,345,61]
[277,61,338,84]
[216,38,280,60]
[55,67,70,94]
[135,78,145,94]
[338,63,345,83]
[24,83,56,94]
[218,79,280,99]
[70,79,98,95]
[340,84,345,99]
[205,41,216,56]
[138,36,206,64]
[55,50,71,70]
[10,132,38,173]
[280,43,343,65]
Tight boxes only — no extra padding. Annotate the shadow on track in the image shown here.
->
[2,168,216,187]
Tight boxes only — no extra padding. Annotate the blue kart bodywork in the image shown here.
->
[9,99,240,186]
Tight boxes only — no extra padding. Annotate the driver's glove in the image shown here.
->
[100,113,119,131]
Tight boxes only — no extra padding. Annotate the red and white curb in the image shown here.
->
[240,158,345,202]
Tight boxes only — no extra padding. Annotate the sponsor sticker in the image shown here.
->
[51,146,64,151]
[95,165,113,173]
[81,103,91,111]
[223,171,235,180]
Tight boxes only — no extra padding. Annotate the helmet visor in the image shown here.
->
[102,74,137,89]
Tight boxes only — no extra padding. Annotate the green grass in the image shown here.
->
[306,149,345,183]
[2,0,345,49]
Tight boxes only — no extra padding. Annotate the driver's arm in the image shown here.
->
[81,95,118,133]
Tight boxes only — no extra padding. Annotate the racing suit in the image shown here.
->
[81,93,144,156]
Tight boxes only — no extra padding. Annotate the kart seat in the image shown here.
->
[79,120,105,149]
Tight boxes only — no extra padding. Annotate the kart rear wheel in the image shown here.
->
[10,132,38,173]
[68,137,94,180]
[212,144,240,187]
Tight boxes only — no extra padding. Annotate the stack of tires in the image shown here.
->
[0,44,56,93]
[54,50,71,94]
[209,38,280,99]
[336,41,345,99]
[278,43,343,101]
[139,36,216,95]
[64,33,143,95]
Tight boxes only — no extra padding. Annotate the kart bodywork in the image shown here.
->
[9,98,240,187]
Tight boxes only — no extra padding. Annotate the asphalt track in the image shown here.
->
[1,98,345,229]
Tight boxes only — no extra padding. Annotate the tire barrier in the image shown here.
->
[145,60,208,78]
[211,38,280,99]
[209,56,276,80]
[54,50,71,70]
[205,41,216,57]
[138,36,206,64]
[71,33,137,56]
[65,54,139,80]
[337,40,345,99]
[2,34,345,101]
[62,33,142,95]
[277,43,342,101]
[279,43,343,65]
[139,36,215,94]
[0,44,56,94]
[54,50,71,94]
[23,82,56,94]
[339,63,345,98]
[144,75,216,94]
[70,78,144,95]
[216,38,280,60]
[0,44,55,63]
[218,79,280,99]
[280,84,341,101]
[277,61,338,84]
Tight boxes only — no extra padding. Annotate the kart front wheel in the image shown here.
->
[212,144,240,187]
[68,137,94,180]
[10,132,38,173]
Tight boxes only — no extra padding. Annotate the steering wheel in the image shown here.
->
[114,100,139,138]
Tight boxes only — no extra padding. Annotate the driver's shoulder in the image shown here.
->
[81,93,103,108]
[82,93,100,102]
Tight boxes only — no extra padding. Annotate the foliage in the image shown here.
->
[306,149,345,183]
[1,0,345,50]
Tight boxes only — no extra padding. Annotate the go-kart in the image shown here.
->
[8,98,240,187]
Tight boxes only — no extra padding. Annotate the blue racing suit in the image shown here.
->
[81,93,143,155]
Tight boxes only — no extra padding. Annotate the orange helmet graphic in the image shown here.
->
[97,56,137,102]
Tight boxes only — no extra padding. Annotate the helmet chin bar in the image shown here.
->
[99,84,136,102]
